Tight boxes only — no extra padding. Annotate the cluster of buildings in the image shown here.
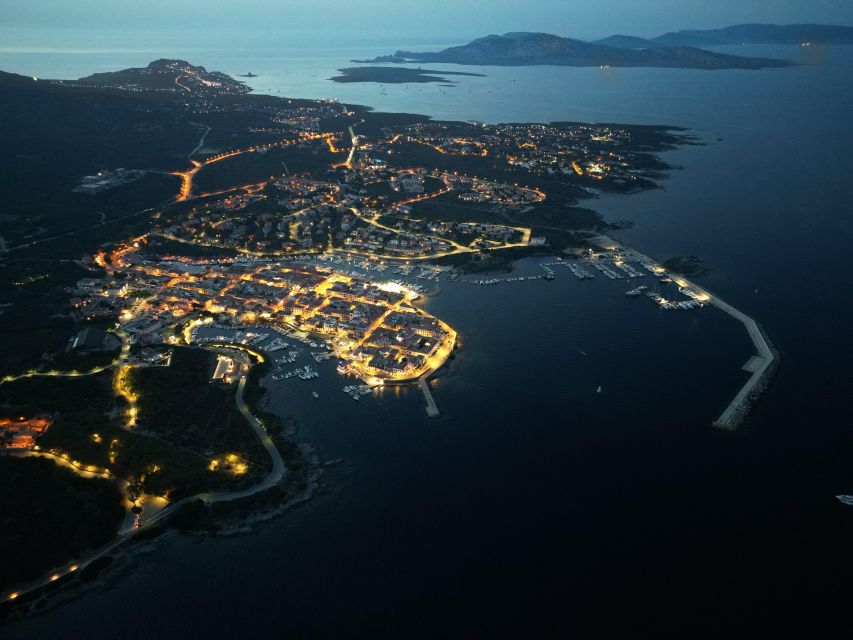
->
[389,121,648,187]
[169,202,340,255]
[73,169,146,195]
[168,208,302,254]
[490,123,641,184]
[78,248,455,382]
[342,223,454,258]
[160,165,533,260]
[273,176,342,207]
[70,278,130,321]
[348,309,451,379]
[269,100,352,131]
[0,416,52,450]
[387,217,525,247]
[390,171,425,194]
[452,178,544,206]
[67,327,122,352]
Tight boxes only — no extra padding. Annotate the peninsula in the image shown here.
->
[331,66,485,84]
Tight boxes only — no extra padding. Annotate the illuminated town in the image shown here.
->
[94,251,457,384]
[0,55,769,614]
[1,65,704,467]
[4,2,843,630]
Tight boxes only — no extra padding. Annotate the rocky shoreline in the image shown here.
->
[1,419,328,623]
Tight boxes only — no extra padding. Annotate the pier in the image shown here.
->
[706,295,777,430]
[419,374,440,418]
[594,236,777,430]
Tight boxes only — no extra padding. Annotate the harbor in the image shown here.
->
[431,239,772,430]
[185,240,769,428]
[590,236,778,430]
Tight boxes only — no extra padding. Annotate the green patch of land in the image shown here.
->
[128,348,268,481]
[662,255,708,277]
[0,456,124,591]
[0,350,265,500]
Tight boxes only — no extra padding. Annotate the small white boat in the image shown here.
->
[596,386,602,394]
[836,495,853,506]
[312,391,319,399]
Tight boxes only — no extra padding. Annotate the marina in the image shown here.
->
[462,255,710,314]
[271,365,319,382]
[185,243,750,428]
[463,274,547,286]
[590,237,778,430]
[343,384,374,401]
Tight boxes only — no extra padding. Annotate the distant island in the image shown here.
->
[353,31,792,70]
[330,66,485,84]
[596,23,853,48]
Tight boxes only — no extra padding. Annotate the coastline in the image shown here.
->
[0,457,323,623]
[0,350,311,614]
[1,226,776,617]
[0,53,783,626]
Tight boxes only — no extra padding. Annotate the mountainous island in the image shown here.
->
[596,23,853,48]
[353,31,793,70]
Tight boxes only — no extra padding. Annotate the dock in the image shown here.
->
[419,374,440,418]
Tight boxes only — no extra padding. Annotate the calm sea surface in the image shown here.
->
[3,41,853,636]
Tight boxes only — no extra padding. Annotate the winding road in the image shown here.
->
[0,358,286,604]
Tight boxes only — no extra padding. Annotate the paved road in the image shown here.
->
[197,373,285,502]
[1,364,286,604]
[187,123,212,159]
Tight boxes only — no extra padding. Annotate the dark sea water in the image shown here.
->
[4,43,853,637]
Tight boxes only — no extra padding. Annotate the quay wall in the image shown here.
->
[597,237,778,431]
[419,375,440,418]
